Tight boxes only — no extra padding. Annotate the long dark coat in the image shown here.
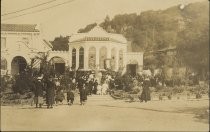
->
[88,80,94,94]
[93,81,98,94]
[45,80,55,105]
[140,79,151,102]
[80,88,87,101]
[34,80,44,97]
[67,91,74,100]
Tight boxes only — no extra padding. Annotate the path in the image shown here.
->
[1,94,209,131]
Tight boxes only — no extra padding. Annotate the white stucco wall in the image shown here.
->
[1,31,51,75]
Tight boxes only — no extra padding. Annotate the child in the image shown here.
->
[55,89,65,105]
[67,89,75,105]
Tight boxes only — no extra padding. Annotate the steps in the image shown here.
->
[87,95,114,101]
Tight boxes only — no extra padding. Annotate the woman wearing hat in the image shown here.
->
[45,76,56,108]
[140,76,151,102]
[34,75,44,108]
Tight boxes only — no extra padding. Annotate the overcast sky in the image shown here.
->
[1,0,206,41]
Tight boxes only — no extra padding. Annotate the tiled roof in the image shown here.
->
[69,26,127,44]
[1,24,39,32]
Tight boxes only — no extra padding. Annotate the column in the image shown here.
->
[123,50,127,68]
[107,47,111,59]
[7,57,12,75]
[115,49,119,71]
[69,47,72,68]
[76,48,79,70]
[95,47,100,70]
[84,46,89,70]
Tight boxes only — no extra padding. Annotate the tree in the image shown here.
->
[51,36,69,51]
[77,23,97,33]
[176,1,209,80]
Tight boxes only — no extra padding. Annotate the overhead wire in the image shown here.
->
[2,0,76,21]
[1,0,57,16]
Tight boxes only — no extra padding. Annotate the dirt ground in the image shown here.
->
[1,95,209,131]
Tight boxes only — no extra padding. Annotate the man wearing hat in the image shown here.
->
[34,75,44,108]
[45,76,56,108]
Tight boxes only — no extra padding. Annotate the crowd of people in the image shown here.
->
[32,69,168,108]
[31,71,113,109]
[8,68,202,108]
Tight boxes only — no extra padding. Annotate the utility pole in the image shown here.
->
[152,25,155,46]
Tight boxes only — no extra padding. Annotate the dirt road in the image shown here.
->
[1,95,209,131]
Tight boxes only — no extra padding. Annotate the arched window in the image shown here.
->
[79,47,84,69]
[1,57,7,70]
[72,48,76,69]
[88,47,96,69]
[111,48,116,70]
[119,50,123,68]
[99,47,107,69]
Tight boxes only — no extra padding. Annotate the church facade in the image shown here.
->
[1,24,143,76]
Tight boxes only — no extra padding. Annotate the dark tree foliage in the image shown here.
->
[51,36,69,51]
[78,23,97,33]
[176,2,209,80]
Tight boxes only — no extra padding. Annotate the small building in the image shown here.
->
[1,24,144,76]
[68,26,143,75]
[1,24,52,75]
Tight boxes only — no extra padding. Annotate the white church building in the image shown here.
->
[1,24,143,76]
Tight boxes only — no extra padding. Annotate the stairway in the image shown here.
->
[87,94,114,101]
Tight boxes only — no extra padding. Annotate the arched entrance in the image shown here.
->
[49,57,65,75]
[127,60,138,76]
[11,56,27,75]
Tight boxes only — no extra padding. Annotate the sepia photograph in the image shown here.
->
[1,0,209,131]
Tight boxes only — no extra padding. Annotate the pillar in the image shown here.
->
[107,47,111,59]
[76,48,79,70]
[84,47,89,70]
[95,47,100,70]
[123,50,127,68]
[69,47,72,68]
[115,49,119,71]
[6,58,12,75]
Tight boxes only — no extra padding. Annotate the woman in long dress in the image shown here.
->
[34,77,44,108]
[80,84,87,105]
[45,77,56,108]
[140,77,151,102]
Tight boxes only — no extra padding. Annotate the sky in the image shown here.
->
[1,0,206,41]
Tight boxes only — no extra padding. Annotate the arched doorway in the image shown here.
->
[127,60,138,76]
[11,56,27,75]
[49,57,65,75]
